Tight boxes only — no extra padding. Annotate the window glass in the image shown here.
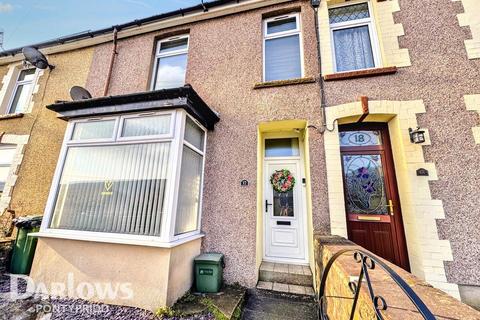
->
[184,117,204,151]
[159,38,188,54]
[71,120,115,140]
[8,69,36,114]
[153,37,189,90]
[154,54,188,90]
[122,114,171,138]
[265,35,301,81]
[333,26,374,72]
[339,130,382,147]
[265,138,299,157]
[273,190,294,217]
[0,145,16,194]
[267,17,297,34]
[17,69,36,82]
[175,146,203,235]
[50,143,170,236]
[329,3,370,24]
[342,154,388,215]
[10,84,34,113]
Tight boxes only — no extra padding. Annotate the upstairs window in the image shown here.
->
[0,144,15,195]
[263,13,303,82]
[329,2,381,72]
[152,35,189,90]
[8,68,37,114]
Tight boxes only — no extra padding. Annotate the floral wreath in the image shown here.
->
[270,169,295,193]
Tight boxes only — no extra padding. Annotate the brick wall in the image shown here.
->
[314,236,480,319]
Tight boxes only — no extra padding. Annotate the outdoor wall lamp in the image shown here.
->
[409,127,426,144]
[311,0,321,8]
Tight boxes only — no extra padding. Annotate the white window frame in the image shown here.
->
[329,0,382,73]
[6,67,39,114]
[38,109,207,247]
[171,113,206,241]
[150,35,190,91]
[263,13,305,82]
[69,116,119,143]
[0,144,16,195]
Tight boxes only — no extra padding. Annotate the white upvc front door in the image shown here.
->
[264,159,307,264]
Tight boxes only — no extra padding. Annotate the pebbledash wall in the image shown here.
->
[0,48,94,233]
[318,0,480,303]
[83,0,329,288]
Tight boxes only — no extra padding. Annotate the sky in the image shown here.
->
[0,0,202,50]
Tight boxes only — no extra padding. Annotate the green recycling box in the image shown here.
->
[194,253,224,293]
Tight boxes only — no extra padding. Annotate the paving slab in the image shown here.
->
[242,289,317,320]
[207,286,246,319]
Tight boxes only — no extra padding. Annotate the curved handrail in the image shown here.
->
[318,249,436,320]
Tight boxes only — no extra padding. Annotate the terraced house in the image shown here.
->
[0,0,479,314]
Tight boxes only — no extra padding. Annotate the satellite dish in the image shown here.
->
[70,86,92,101]
[22,47,55,70]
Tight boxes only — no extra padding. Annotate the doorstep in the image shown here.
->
[257,261,315,297]
[256,281,315,296]
[259,261,313,286]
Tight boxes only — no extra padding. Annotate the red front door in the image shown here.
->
[340,123,410,271]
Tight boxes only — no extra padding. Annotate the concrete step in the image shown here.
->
[258,261,313,286]
[256,281,315,297]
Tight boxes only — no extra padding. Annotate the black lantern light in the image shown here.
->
[409,127,426,144]
[311,0,321,8]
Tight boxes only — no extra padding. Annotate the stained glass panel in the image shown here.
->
[339,130,382,147]
[343,154,388,215]
[273,190,294,217]
[329,3,370,24]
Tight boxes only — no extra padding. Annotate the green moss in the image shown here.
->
[200,297,228,320]
[155,306,176,319]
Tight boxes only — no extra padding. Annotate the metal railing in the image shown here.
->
[318,249,436,320]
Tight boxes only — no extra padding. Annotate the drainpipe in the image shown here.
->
[311,0,334,133]
[103,27,118,96]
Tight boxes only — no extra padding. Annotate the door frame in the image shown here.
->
[262,132,309,265]
[339,122,410,270]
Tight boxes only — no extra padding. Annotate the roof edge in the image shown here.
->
[47,85,220,130]
[0,0,293,65]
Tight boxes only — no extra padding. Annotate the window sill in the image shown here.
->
[30,231,205,248]
[323,66,398,81]
[0,113,24,120]
[254,77,316,89]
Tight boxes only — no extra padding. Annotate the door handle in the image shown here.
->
[386,200,394,216]
[265,200,273,212]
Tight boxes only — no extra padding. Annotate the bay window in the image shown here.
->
[263,13,303,82]
[45,110,206,243]
[152,36,189,90]
[329,1,381,72]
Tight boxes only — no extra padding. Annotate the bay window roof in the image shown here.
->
[47,84,219,130]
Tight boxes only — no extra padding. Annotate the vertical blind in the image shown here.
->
[175,146,203,235]
[122,115,171,137]
[72,120,115,140]
[51,143,170,236]
[265,34,302,82]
